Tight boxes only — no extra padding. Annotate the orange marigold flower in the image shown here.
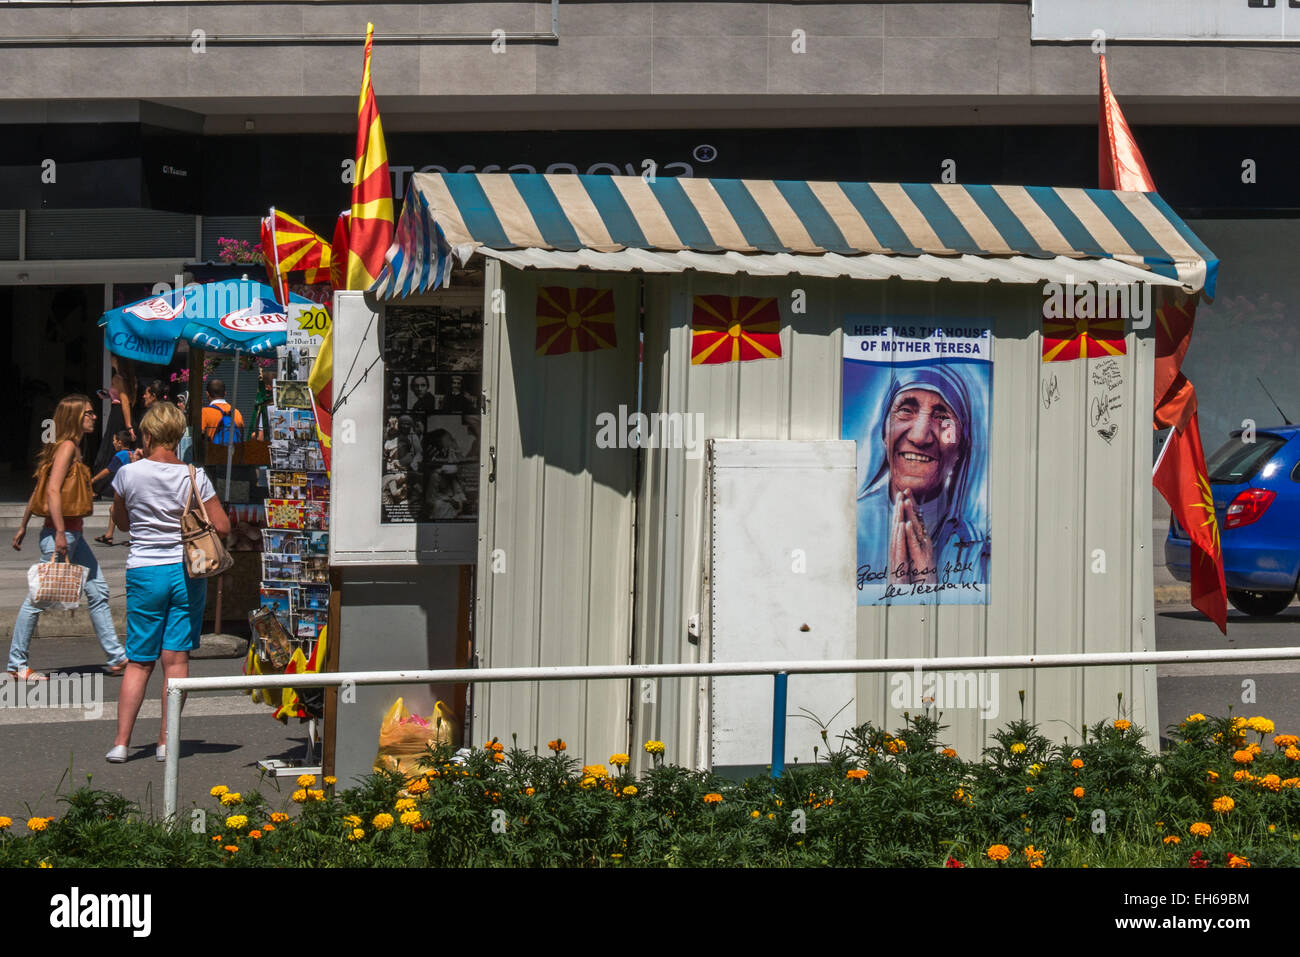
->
[1233,750,1254,764]
[1163,835,1181,845]
[1273,734,1299,749]
[270,812,289,823]
[262,824,275,833]
[1233,769,1253,782]
[249,830,262,840]
[941,748,957,758]
[1071,758,1084,769]
[224,845,239,853]
[986,844,1010,862]
[1212,796,1235,814]
[1190,822,1212,838]
[1073,787,1085,798]
[1286,746,1300,761]
[1113,719,1132,731]
[547,739,567,752]
[702,792,723,805]
[407,778,429,794]
[1227,853,1251,868]
[845,769,868,780]
[1259,774,1282,792]
[1207,770,1219,781]
[886,739,906,754]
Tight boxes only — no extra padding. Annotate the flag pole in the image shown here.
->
[268,206,286,305]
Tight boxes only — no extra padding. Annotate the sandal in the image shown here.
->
[94,535,114,546]
[7,668,47,682]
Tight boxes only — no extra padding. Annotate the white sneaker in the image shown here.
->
[156,744,166,762]
[106,745,128,763]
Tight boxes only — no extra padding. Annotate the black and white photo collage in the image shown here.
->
[381,304,482,524]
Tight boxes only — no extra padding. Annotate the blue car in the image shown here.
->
[1165,425,1300,617]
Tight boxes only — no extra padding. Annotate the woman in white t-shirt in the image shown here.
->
[106,402,230,763]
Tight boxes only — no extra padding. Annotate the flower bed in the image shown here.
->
[2,713,1298,867]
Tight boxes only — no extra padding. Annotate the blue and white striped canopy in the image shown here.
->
[372,173,1218,299]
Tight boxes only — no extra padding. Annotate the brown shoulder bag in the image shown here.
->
[181,465,233,578]
[29,450,93,518]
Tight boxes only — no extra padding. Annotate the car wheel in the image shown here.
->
[1226,589,1295,617]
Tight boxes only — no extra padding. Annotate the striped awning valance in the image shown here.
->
[372,172,1218,299]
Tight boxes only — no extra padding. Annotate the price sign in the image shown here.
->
[287,304,331,348]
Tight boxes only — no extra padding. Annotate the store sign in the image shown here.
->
[1033,0,1300,42]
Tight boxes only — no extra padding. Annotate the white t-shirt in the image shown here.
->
[112,460,217,569]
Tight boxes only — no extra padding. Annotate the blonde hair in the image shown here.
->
[36,394,91,470]
[140,401,186,450]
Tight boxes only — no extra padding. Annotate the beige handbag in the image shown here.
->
[181,465,233,579]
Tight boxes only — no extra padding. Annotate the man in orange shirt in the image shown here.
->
[200,379,245,444]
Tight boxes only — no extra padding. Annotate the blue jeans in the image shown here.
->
[8,528,127,671]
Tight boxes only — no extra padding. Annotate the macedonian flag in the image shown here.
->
[261,208,332,303]
[1041,315,1126,362]
[535,286,617,355]
[690,295,782,365]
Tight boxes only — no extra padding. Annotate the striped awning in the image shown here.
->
[371,172,1218,299]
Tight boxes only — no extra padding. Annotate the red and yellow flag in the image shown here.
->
[261,209,332,303]
[344,22,395,290]
[535,286,617,355]
[1041,315,1126,362]
[690,295,782,365]
[1099,53,1156,193]
[1153,412,1227,633]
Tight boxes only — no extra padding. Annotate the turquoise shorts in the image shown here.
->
[124,563,206,661]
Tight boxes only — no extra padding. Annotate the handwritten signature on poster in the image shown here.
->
[1089,358,1124,443]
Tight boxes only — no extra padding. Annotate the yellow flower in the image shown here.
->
[1206,770,1219,782]
[1023,845,1045,866]
[399,810,421,827]
[622,786,637,797]
[1247,743,1262,756]
[395,798,416,813]
[886,739,906,754]
[1284,778,1300,789]
[0,817,10,830]
[1185,713,1206,723]
[1247,717,1275,735]
[224,815,248,830]
[343,814,362,828]
[1009,743,1026,755]
[270,812,289,824]
[38,861,52,868]
[1155,821,1164,829]
[767,813,775,820]
[609,753,630,768]
[1287,746,1300,762]
[26,817,52,832]
[219,792,241,807]
[209,785,229,798]
[1163,835,1181,845]
[750,810,760,818]
[1114,719,1132,731]
[1027,763,1042,777]
[372,813,394,830]
[307,789,325,802]
[324,776,337,786]
[951,788,965,802]
[1227,853,1251,868]
[1025,787,1034,794]
[1073,787,1085,798]
[525,787,535,796]
[941,748,957,758]
[702,793,723,805]
[1071,758,1084,770]
[347,828,365,841]
[1212,796,1235,814]
[846,769,868,780]
[986,844,1010,862]
[1233,769,1253,782]
[1190,822,1212,838]
[407,778,429,795]
[1268,824,1277,833]
[291,789,307,803]
[295,774,316,788]
[1233,750,1254,764]
[582,764,608,780]
[1273,734,1299,749]
[579,777,596,790]
[643,739,665,755]
[1259,774,1282,792]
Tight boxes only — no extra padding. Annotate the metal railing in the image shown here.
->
[163,645,1300,819]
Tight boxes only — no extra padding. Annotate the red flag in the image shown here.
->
[535,287,617,355]
[690,295,782,364]
[345,23,395,290]
[1098,54,1156,193]
[261,208,332,306]
[1153,413,1227,633]
[329,211,350,293]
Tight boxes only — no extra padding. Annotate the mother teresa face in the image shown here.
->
[887,387,963,502]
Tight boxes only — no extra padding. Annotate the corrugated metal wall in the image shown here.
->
[474,264,640,759]
[633,272,1157,767]
[480,264,1158,769]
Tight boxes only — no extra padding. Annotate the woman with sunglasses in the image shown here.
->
[9,395,129,680]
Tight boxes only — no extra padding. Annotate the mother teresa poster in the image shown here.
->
[842,319,992,605]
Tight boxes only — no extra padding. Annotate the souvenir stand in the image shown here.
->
[327,172,1218,783]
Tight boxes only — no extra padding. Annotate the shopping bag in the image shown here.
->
[27,557,87,610]
[373,697,458,779]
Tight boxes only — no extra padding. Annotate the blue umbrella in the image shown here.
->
[98,278,317,363]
